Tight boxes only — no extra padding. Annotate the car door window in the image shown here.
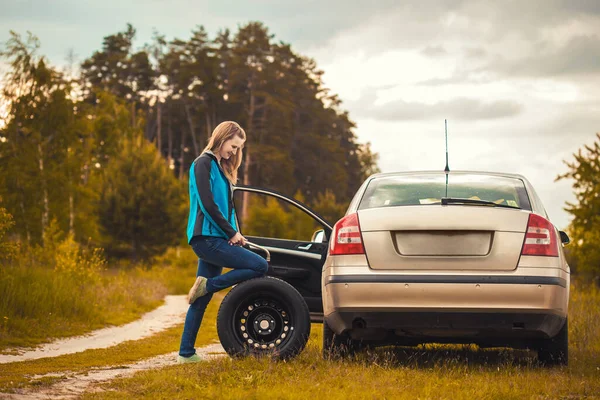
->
[234,191,326,242]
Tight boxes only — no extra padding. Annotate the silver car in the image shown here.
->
[322,171,570,365]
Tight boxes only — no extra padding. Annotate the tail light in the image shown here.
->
[521,213,559,257]
[329,213,365,255]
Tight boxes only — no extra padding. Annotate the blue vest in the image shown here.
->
[186,153,238,243]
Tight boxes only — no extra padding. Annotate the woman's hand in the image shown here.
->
[229,232,247,246]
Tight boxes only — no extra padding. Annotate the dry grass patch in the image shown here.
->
[0,246,198,351]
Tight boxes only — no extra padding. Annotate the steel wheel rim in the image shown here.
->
[233,294,294,352]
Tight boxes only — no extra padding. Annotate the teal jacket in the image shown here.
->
[186,152,238,243]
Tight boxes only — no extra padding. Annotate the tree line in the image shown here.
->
[0,23,379,259]
[7,21,596,280]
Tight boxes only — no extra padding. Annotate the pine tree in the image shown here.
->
[98,132,186,260]
[81,24,154,104]
[78,23,381,235]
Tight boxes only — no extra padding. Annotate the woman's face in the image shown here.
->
[219,136,245,160]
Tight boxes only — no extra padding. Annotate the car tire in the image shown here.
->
[217,276,311,360]
[322,319,358,359]
[537,318,568,366]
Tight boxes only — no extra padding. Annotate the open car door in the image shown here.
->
[233,186,332,321]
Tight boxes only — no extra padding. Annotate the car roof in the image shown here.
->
[368,170,528,181]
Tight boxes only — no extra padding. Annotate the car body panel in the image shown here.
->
[358,206,531,270]
[358,203,531,233]
[362,231,525,271]
[322,262,570,341]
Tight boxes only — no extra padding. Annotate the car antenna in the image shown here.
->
[444,119,450,198]
[444,119,450,173]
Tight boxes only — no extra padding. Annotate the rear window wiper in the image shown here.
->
[441,197,520,209]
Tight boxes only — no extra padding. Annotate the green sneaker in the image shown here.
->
[177,354,202,364]
[188,276,208,304]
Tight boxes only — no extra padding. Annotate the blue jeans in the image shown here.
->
[179,236,269,357]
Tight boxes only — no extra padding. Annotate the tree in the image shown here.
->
[76,21,382,252]
[243,192,319,241]
[244,196,290,239]
[81,24,154,105]
[357,142,381,179]
[80,23,380,210]
[556,132,600,278]
[311,190,348,225]
[98,133,186,260]
[0,31,98,245]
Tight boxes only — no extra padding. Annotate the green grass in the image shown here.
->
[81,281,600,400]
[0,244,199,351]
[0,291,223,392]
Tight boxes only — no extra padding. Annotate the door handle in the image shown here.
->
[297,243,312,250]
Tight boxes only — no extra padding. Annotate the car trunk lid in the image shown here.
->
[358,205,530,271]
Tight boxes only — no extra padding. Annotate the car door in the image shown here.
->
[232,186,332,321]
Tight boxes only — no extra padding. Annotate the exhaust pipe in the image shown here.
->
[352,318,367,329]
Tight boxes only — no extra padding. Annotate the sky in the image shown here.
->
[2,0,600,230]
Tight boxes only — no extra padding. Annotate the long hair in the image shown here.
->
[203,121,246,184]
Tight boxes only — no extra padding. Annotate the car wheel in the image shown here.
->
[537,318,568,366]
[217,276,311,360]
[322,319,358,359]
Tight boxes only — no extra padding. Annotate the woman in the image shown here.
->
[178,121,269,363]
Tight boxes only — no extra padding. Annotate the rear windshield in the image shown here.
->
[358,173,531,211]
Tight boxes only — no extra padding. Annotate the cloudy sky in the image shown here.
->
[2,0,600,229]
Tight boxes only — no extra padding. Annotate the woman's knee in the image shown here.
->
[256,258,269,275]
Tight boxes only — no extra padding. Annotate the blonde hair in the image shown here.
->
[203,121,246,184]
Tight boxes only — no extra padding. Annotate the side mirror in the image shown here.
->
[559,231,570,245]
[311,229,325,243]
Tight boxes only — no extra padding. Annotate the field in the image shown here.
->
[81,280,600,399]
[0,246,196,351]
[2,244,598,399]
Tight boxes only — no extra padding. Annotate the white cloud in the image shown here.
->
[352,97,523,121]
[298,1,600,231]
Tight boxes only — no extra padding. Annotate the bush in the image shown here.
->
[0,228,166,349]
[0,206,19,262]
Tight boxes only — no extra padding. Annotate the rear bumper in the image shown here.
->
[326,310,566,347]
[322,267,569,342]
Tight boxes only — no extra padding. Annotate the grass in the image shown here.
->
[81,280,600,400]
[84,339,600,400]
[0,291,223,392]
[0,243,199,351]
